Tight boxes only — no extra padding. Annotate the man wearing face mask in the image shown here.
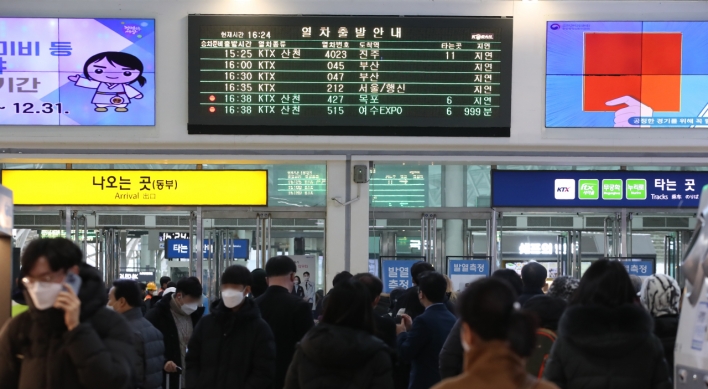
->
[108,279,165,389]
[145,276,205,389]
[0,238,136,389]
[186,265,275,389]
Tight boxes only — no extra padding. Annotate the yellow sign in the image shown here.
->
[1,170,268,206]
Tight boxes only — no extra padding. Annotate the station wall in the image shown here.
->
[1,0,708,155]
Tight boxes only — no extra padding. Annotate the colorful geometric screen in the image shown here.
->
[547,22,708,128]
[0,18,155,125]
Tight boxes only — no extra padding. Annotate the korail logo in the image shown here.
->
[554,179,576,200]
[550,23,561,30]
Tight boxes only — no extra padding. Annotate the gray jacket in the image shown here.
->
[124,307,165,389]
[439,319,463,380]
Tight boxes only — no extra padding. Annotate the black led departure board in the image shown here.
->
[188,15,513,137]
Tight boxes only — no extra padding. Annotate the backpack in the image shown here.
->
[526,328,557,379]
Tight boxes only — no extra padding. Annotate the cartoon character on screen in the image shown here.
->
[68,51,145,113]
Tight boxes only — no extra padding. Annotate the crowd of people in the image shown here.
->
[0,237,682,389]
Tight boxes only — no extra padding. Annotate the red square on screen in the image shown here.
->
[583,75,640,111]
[584,33,642,75]
[642,33,682,75]
[583,32,683,112]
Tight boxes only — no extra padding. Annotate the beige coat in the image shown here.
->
[432,340,559,389]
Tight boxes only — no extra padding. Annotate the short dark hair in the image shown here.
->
[112,279,143,308]
[571,259,636,308]
[251,268,268,298]
[353,273,383,305]
[160,276,171,287]
[303,271,311,276]
[138,282,147,292]
[411,261,435,285]
[176,277,202,298]
[322,280,375,334]
[492,269,524,295]
[166,281,177,289]
[521,262,548,289]
[458,278,537,358]
[333,271,353,287]
[417,271,447,303]
[222,265,252,286]
[21,238,82,276]
[265,256,296,277]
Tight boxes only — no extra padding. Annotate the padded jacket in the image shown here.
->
[123,307,165,389]
[544,303,672,389]
[185,298,275,389]
[285,323,394,389]
[0,264,136,389]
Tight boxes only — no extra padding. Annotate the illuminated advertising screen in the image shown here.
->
[0,18,155,125]
[188,15,513,137]
[546,21,708,128]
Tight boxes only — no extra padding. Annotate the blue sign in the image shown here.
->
[381,260,418,293]
[621,260,654,278]
[165,238,250,259]
[492,170,707,208]
[448,259,490,292]
[165,239,190,259]
[203,239,250,259]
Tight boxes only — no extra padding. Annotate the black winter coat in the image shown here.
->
[285,323,394,389]
[654,314,679,381]
[544,303,672,389]
[255,285,314,389]
[145,292,205,389]
[185,298,276,389]
[123,307,165,389]
[0,264,136,389]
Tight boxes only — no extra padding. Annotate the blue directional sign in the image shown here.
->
[381,260,418,293]
[165,238,250,259]
[492,170,708,208]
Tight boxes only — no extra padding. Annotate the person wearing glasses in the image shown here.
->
[0,238,136,389]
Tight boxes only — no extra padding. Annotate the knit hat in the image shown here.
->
[547,276,580,301]
[639,274,681,317]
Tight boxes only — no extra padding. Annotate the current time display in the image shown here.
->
[188,16,512,137]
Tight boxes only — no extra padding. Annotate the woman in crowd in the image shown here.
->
[640,273,681,381]
[285,280,393,389]
[543,259,671,389]
[547,276,580,302]
[434,278,558,389]
[291,276,305,298]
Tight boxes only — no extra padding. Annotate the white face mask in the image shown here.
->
[106,303,115,311]
[151,291,159,296]
[26,281,63,311]
[181,302,199,315]
[222,289,245,308]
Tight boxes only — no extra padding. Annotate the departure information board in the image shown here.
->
[188,15,513,137]
[370,165,428,207]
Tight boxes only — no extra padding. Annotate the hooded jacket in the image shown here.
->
[433,341,559,389]
[543,303,672,389]
[145,292,205,389]
[123,307,165,389]
[0,263,136,389]
[185,298,275,389]
[284,323,394,389]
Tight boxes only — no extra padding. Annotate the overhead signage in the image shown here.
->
[0,185,12,236]
[1,170,268,206]
[119,271,156,283]
[492,170,707,208]
[0,18,155,126]
[188,15,512,137]
[165,238,250,259]
[448,258,489,292]
[371,165,428,207]
[546,21,708,128]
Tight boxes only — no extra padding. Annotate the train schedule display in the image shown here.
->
[188,15,512,137]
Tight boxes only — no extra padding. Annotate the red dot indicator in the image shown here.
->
[209,107,216,113]
[209,95,216,102]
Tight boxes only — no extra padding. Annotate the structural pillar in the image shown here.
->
[444,166,465,270]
